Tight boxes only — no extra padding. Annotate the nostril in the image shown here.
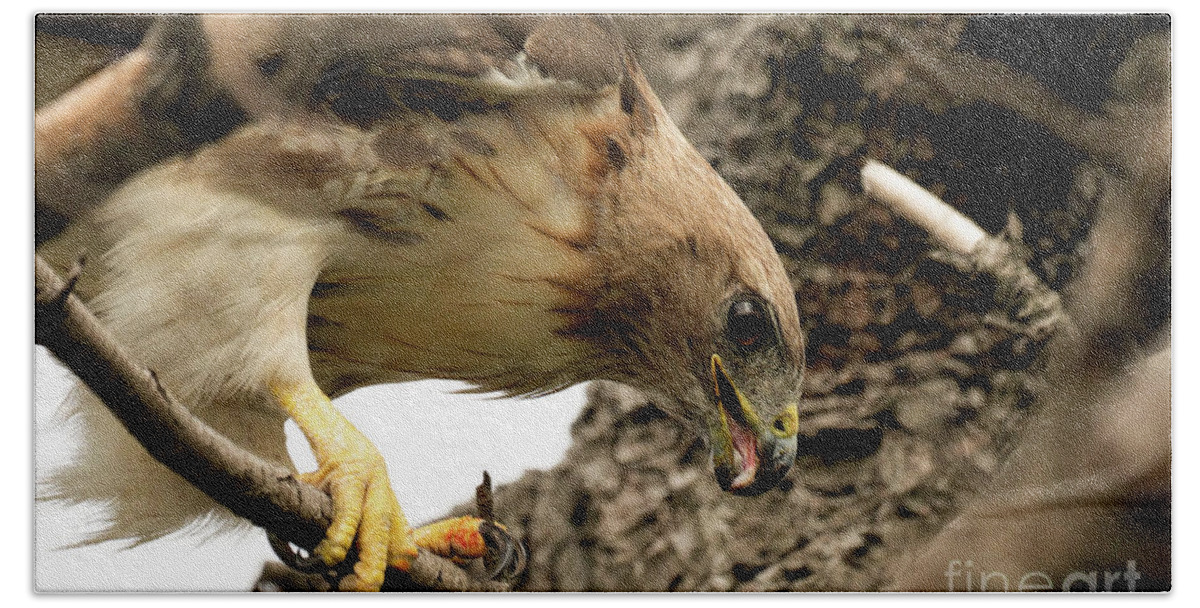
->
[772,405,799,437]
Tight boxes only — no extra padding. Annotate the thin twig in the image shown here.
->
[476,471,495,523]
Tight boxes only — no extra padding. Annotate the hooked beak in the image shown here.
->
[709,354,798,496]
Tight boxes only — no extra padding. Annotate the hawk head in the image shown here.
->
[577,83,807,494]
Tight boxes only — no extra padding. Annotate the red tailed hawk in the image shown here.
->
[36,15,805,590]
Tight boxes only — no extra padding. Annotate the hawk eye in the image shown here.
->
[312,57,398,127]
[727,297,776,353]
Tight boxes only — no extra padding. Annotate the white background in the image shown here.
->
[35,349,586,590]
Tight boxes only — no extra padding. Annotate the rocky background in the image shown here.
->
[448,14,1171,591]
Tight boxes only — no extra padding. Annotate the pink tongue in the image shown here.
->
[726,415,759,489]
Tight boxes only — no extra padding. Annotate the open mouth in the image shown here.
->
[724,405,759,490]
[711,354,763,492]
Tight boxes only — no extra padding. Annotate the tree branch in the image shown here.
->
[862,158,1065,365]
[34,254,507,592]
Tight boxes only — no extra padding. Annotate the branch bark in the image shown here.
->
[34,254,507,592]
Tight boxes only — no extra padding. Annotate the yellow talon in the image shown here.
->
[271,379,416,591]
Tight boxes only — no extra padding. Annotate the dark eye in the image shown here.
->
[727,297,776,352]
[311,56,398,127]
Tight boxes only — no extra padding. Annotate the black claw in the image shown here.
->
[479,521,527,581]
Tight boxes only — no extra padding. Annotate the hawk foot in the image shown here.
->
[297,447,418,592]
[270,380,417,592]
